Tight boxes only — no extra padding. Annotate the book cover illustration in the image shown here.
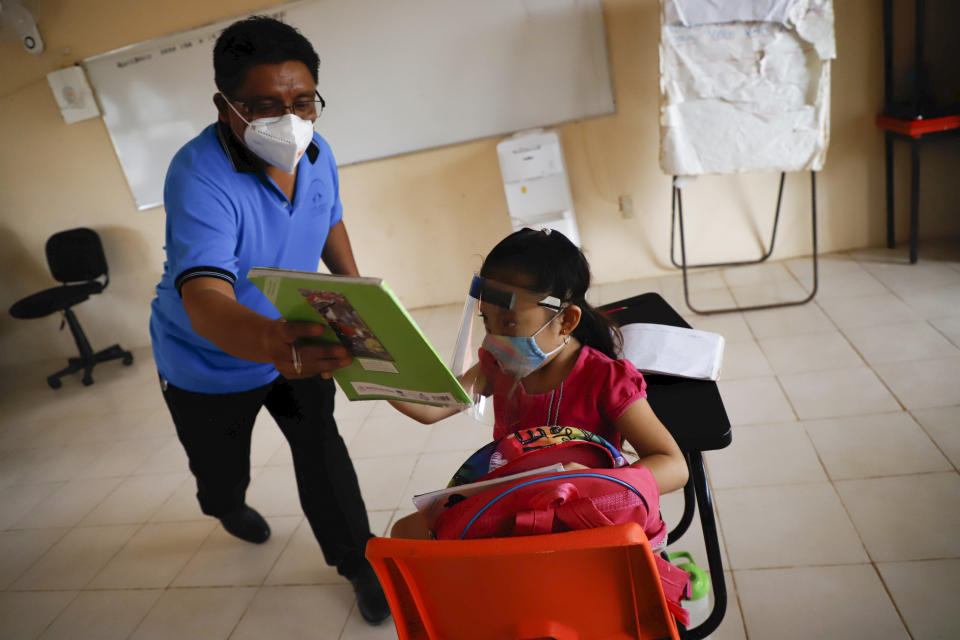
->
[298,289,394,362]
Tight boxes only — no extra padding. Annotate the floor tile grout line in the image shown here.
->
[870,562,918,640]
[122,520,233,640]
[826,472,884,578]
[31,588,85,640]
[926,314,960,351]
[224,585,260,640]
[686,466,957,492]
[336,599,360,640]
[147,516,217,589]
[856,267,960,306]
[0,525,72,594]
[716,474,870,572]
[34,518,156,638]
[731,560,922,572]
[119,588,165,640]
[72,465,148,531]
[751,332,865,378]
[259,515,307,588]
[836,317,960,364]
[770,372,801,425]
[818,314,915,415]
[904,409,960,475]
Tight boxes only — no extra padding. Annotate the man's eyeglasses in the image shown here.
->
[232,91,325,120]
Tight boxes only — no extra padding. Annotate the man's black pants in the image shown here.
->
[160,373,372,578]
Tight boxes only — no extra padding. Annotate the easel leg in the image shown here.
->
[672,172,818,315]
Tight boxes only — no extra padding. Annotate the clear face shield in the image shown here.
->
[451,275,563,423]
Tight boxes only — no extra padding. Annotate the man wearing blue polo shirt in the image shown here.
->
[149,16,389,625]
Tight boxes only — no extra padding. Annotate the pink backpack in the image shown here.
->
[434,466,666,545]
[432,465,691,625]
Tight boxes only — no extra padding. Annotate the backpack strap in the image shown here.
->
[514,507,557,536]
[555,497,615,530]
[513,482,580,536]
[514,484,627,534]
[655,555,693,627]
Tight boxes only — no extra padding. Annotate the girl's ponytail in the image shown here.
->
[571,299,622,360]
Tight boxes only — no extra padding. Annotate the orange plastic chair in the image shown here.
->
[365,522,681,640]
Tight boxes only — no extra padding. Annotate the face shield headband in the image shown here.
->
[451,275,566,423]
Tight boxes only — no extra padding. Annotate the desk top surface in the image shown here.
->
[601,293,732,452]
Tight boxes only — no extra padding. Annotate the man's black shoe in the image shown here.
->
[219,505,271,544]
[349,560,391,625]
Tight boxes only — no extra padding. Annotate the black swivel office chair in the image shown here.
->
[8,228,133,389]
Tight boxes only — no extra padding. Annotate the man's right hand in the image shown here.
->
[182,277,352,378]
[265,320,353,379]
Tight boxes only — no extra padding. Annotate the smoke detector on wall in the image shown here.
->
[0,0,44,55]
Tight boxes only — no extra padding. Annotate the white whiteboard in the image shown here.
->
[82,0,615,210]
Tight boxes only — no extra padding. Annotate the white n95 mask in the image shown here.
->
[223,95,315,173]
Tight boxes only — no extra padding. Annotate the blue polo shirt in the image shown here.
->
[149,121,343,393]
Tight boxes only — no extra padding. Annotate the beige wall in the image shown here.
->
[1,0,957,368]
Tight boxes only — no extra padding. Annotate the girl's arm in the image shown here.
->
[388,363,490,424]
[614,398,689,493]
[388,399,462,424]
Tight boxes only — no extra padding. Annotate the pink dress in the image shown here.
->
[479,345,648,449]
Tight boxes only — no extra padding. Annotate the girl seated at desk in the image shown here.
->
[388,227,688,539]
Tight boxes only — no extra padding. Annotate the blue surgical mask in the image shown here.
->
[481,313,570,378]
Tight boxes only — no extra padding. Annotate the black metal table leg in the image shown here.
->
[886,131,895,248]
[683,451,727,640]
[910,138,920,264]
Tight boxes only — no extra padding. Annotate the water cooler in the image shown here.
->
[496,129,581,247]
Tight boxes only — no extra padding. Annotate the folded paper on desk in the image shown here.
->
[620,323,724,380]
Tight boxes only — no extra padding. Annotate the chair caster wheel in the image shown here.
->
[122,353,134,366]
[82,375,94,386]
[47,376,62,389]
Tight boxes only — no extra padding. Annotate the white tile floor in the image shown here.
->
[1,238,959,639]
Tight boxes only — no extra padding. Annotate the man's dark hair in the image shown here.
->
[213,16,320,97]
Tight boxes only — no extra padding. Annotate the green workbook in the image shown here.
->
[248,267,471,407]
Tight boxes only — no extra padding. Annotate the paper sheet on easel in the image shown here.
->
[620,323,725,381]
[659,0,835,176]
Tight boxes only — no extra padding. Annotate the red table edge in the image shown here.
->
[875,114,960,138]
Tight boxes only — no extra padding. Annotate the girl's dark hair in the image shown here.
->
[214,16,320,97]
[480,228,623,359]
